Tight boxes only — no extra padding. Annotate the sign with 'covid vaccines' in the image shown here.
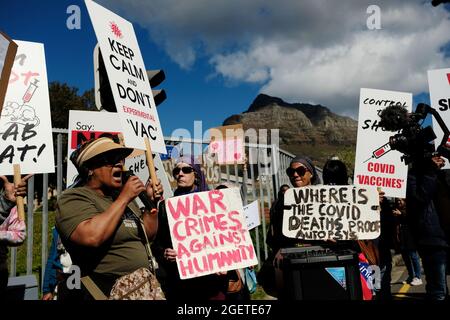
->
[354,88,412,198]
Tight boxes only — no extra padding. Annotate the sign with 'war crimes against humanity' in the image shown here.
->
[354,88,412,198]
[0,40,54,174]
[428,68,450,170]
[85,0,166,154]
[282,186,380,241]
[166,188,258,280]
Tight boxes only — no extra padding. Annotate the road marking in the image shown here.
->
[395,283,410,299]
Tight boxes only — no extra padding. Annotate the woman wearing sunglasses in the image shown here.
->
[267,155,321,256]
[260,156,321,296]
[55,137,163,300]
[151,156,228,300]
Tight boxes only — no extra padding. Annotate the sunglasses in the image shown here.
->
[172,166,195,177]
[286,166,309,177]
[95,154,125,167]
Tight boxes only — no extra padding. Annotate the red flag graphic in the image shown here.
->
[447,73,450,85]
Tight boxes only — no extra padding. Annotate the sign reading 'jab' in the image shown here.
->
[0,41,54,175]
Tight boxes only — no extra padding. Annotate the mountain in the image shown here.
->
[223,94,358,168]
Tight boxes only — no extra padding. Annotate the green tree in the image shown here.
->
[49,82,82,129]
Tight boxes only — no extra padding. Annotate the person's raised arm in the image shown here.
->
[69,176,145,247]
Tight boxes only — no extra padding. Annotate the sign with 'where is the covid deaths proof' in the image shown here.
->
[85,0,166,154]
[282,186,380,241]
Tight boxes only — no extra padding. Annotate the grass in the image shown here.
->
[8,208,55,295]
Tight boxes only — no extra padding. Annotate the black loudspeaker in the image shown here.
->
[279,246,362,300]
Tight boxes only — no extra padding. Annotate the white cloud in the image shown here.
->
[101,0,450,117]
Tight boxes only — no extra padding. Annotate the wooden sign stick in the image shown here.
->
[13,164,25,221]
[144,138,158,194]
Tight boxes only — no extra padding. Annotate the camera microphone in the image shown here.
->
[378,105,409,131]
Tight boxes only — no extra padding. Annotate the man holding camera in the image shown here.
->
[406,155,449,300]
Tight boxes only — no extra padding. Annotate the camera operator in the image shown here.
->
[406,155,449,300]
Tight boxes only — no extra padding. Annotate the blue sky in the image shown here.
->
[1,0,449,135]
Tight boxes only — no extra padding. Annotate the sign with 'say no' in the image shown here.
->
[282,186,380,241]
[166,188,258,279]
[0,40,54,174]
[67,110,173,200]
[85,0,166,154]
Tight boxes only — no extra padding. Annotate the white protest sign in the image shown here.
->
[243,200,260,230]
[67,110,173,200]
[166,188,258,279]
[85,0,166,154]
[282,185,380,241]
[428,68,450,169]
[0,31,17,115]
[67,110,121,187]
[0,41,54,174]
[126,152,173,201]
[354,88,412,198]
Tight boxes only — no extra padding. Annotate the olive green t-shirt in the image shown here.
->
[55,187,149,276]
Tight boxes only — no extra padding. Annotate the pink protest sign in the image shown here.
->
[165,188,258,279]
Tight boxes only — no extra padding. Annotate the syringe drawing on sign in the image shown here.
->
[1,78,41,130]
[363,142,392,163]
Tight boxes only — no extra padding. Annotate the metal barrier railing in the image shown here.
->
[8,130,296,295]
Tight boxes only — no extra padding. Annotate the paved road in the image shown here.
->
[385,254,450,300]
[258,254,449,300]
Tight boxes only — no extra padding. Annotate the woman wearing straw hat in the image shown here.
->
[56,137,163,299]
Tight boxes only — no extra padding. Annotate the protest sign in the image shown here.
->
[0,41,54,174]
[162,152,221,189]
[66,110,173,199]
[243,200,260,230]
[428,68,450,169]
[166,187,258,279]
[209,124,245,164]
[354,88,412,198]
[282,185,380,240]
[0,31,17,115]
[85,0,166,154]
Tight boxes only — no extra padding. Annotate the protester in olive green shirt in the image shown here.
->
[55,137,162,299]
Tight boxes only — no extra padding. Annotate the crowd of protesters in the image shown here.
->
[0,136,449,301]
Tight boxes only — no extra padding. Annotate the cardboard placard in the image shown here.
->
[0,31,17,115]
[166,188,258,279]
[428,68,450,169]
[209,124,245,164]
[0,41,54,174]
[243,200,261,230]
[354,88,412,198]
[162,153,221,189]
[85,0,166,154]
[282,185,380,240]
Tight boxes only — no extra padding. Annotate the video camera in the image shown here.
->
[378,103,450,165]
